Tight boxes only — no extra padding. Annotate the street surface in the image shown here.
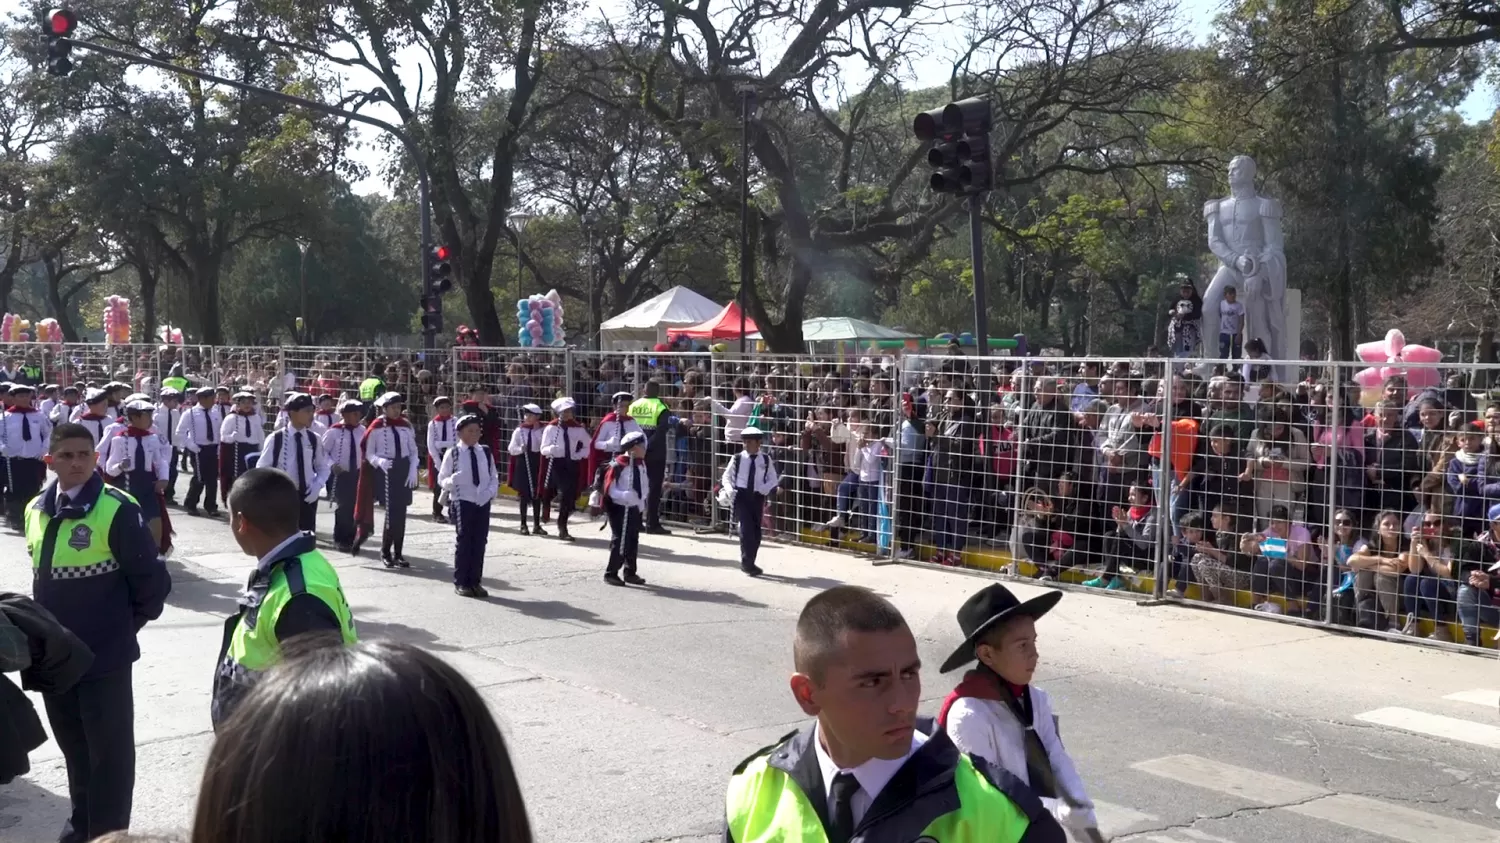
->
[2,491,1499,843]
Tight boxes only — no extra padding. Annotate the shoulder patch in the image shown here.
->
[733,728,799,776]
[67,523,92,550]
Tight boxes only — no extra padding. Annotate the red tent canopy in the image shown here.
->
[666,301,759,340]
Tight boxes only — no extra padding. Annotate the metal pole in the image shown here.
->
[587,225,597,350]
[516,230,524,309]
[1324,365,1340,625]
[1155,363,1174,599]
[297,242,309,345]
[60,37,437,352]
[738,89,755,356]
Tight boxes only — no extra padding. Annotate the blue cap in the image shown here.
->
[1488,503,1500,523]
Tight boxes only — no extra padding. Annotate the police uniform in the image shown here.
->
[627,391,676,534]
[721,427,779,577]
[603,431,650,586]
[508,404,547,535]
[153,388,184,502]
[426,398,456,522]
[723,722,1064,843]
[219,391,266,490]
[102,399,174,552]
[353,392,418,565]
[541,396,589,541]
[256,394,330,534]
[321,400,365,550]
[25,473,171,843]
[2,385,52,530]
[211,532,355,728]
[438,415,497,597]
[176,388,223,516]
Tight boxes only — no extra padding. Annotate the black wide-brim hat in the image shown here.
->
[939,583,1062,673]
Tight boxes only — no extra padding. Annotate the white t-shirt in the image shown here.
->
[1220,299,1246,335]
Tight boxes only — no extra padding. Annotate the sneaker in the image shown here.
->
[1082,576,1107,588]
[1429,626,1454,643]
[824,514,846,530]
[1253,601,1283,614]
[1400,612,1418,636]
[623,572,647,585]
[894,547,915,560]
[1104,578,1128,592]
[1038,574,1055,583]
[1168,585,1186,598]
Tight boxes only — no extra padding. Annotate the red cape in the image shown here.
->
[114,428,173,555]
[936,668,1019,730]
[586,412,627,482]
[544,419,589,490]
[354,416,408,537]
[508,424,548,497]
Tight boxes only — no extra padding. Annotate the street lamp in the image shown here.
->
[738,87,757,356]
[296,238,310,345]
[508,210,536,315]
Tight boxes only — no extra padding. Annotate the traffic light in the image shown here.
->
[420,294,442,333]
[914,97,992,195]
[44,8,76,77]
[430,244,453,294]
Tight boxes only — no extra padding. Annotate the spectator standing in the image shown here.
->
[1218,285,1246,359]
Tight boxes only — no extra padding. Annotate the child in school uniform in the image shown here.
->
[312,393,338,435]
[541,396,590,541]
[96,394,151,456]
[720,426,779,577]
[603,430,650,586]
[426,395,456,523]
[936,584,1102,842]
[2,384,51,531]
[177,386,224,517]
[75,388,112,447]
[353,392,418,566]
[322,398,366,551]
[102,397,174,553]
[508,403,547,535]
[257,393,330,534]
[438,414,498,598]
[49,385,79,425]
[219,390,266,498]
[37,384,59,421]
[154,387,184,504]
[587,391,641,495]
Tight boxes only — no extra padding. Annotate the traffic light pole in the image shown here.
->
[968,192,990,406]
[55,37,438,350]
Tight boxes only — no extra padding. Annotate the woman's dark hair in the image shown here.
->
[192,640,532,843]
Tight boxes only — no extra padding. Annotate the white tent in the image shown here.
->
[599,286,723,350]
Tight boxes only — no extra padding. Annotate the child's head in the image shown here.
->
[283,393,315,429]
[196,387,216,407]
[381,394,405,420]
[520,403,541,426]
[1180,511,1205,544]
[229,468,304,556]
[8,384,34,408]
[742,429,763,453]
[339,399,364,424]
[433,396,453,416]
[161,388,181,407]
[551,397,575,421]
[1462,428,1484,453]
[61,386,79,403]
[1211,505,1234,533]
[85,389,108,412]
[1224,285,1237,302]
[316,394,335,412]
[621,431,646,460]
[457,416,482,446]
[233,391,256,412]
[46,423,98,487]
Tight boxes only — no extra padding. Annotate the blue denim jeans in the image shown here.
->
[835,472,873,533]
[1457,584,1499,647]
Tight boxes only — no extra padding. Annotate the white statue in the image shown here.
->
[1202,155,1287,374]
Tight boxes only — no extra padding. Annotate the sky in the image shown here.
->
[4,0,1495,197]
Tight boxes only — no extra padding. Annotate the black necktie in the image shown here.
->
[469,446,481,493]
[747,454,757,491]
[828,772,859,843]
[58,493,69,510]
[346,428,357,471]
[293,431,307,494]
[135,438,146,475]
[393,426,403,461]
[242,416,249,438]
[20,412,30,443]
[205,410,215,444]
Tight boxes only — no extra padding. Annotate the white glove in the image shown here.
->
[372,457,392,471]
[304,487,321,504]
[621,490,641,506]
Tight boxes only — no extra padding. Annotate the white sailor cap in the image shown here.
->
[618,430,647,451]
[551,396,576,414]
[611,391,633,403]
[375,391,405,408]
[158,387,182,399]
[125,393,150,403]
[740,426,765,438]
[337,398,364,413]
[125,399,155,414]
[520,403,543,416]
[232,390,256,401]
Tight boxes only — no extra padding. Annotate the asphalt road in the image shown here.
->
[2,490,1498,843]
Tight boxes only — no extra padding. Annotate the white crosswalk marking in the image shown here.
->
[1093,799,1158,837]
[1443,688,1500,708]
[1354,706,1500,750]
[1176,830,1240,843]
[1131,754,1500,842]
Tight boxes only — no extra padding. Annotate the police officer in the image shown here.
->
[357,369,386,422]
[212,467,356,727]
[627,379,678,535]
[160,362,190,396]
[26,422,171,843]
[723,585,1065,843]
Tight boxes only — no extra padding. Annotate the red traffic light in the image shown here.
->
[433,245,451,261]
[47,8,76,36]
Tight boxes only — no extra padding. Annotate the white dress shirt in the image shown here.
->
[363,422,419,488]
[605,457,650,513]
[722,448,780,495]
[592,415,642,454]
[74,414,107,446]
[257,425,331,501]
[541,421,590,461]
[102,429,172,480]
[220,411,266,446]
[0,409,51,460]
[427,415,457,463]
[321,422,366,475]
[945,688,1097,831]
[154,405,182,448]
[812,723,927,828]
[49,401,78,425]
[312,409,337,436]
[96,421,157,457]
[438,443,498,504]
[176,405,222,451]
[508,425,544,456]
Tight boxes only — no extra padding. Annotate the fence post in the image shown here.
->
[881,354,903,564]
[1323,362,1341,626]
[708,353,721,533]
[1154,363,1174,599]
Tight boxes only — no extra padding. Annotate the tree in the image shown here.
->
[1383,0,1500,49]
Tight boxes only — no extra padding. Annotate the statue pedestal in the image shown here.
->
[1283,288,1302,383]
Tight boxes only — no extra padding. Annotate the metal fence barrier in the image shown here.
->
[8,341,1494,654]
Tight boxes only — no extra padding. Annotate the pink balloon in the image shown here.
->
[1355,341,1387,364]
[1401,345,1442,364]
[1352,367,1385,388]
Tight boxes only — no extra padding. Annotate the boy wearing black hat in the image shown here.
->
[603,430,649,586]
[508,403,547,535]
[2,384,51,531]
[720,426,779,577]
[177,387,223,517]
[426,396,456,523]
[936,584,1100,841]
[321,399,366,551]
[256,393,329,534]
[438,415,497,597]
